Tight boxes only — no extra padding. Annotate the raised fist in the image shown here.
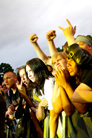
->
[46,30,56,41]
[29,34,38,43]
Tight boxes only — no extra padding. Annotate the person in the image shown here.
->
[3,72,20,118]
[16,65,43,138]
[25,58,56,138]
[51,52,75,138]
[3,71,21,138]
[57,19,92,138]
[0,81,8,100]
[58,19,92,104]
[16,65,41,138]
[0,94,6,138]
[76,35,92,56]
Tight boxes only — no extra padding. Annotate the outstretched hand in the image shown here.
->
[59,19,76,37]
[55,69,69,89]
[29,34,38,43]
[46,30,56,41]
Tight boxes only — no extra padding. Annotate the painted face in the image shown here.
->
[19,69,28,85]
[67,58,78,76]
[53,56,67,71]
[26,65,36,82]
[3,72,17,88]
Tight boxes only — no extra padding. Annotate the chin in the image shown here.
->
[69,72,74,76]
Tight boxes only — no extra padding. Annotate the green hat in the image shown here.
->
[76,35,92,46]
[66,43,92,67]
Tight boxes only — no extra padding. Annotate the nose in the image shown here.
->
[22,75,25,80]
[27,71,31,78]
[4,79,7,84]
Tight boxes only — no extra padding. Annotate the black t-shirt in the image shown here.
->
[82,69,92,89]
[6,88,21,108]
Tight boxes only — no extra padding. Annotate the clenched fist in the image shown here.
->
[46,30,56,41]
[29,34,38,43]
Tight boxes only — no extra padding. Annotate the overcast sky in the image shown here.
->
[0,0,92,71]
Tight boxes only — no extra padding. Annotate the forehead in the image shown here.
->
[26,65,31,71]
[77,41,87,45]
[19,69,25,75]
[4,72,15,78]
[52,55,63,62]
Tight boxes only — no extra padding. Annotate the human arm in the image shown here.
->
[71,83,92,103]
[55,69,87,114]
[29,34,49,64]
[59,19,76,46]
[52,73,74,115]
[5,104,15,118]
[16,81,35,108]
[46,30,58,56]
[36,98,48,120]
[51,82,63,113]
[50,110,59,138]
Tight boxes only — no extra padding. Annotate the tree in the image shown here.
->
[86,35,92,41]
[0,63,14,84]
[56,47,63,52]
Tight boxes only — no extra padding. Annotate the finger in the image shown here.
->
[29,34,35,39]
[58,26,64,31]
[66,19,72,27]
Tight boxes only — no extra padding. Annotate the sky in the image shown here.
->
[0,0,92,72]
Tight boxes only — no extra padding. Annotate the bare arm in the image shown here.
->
[36,98,48,120]
[59,19,76,46]
[16,82,35,108]
[59,86,75,115]
[51,82,63,113]
[29,34,49,64]
[71,83,92,103]
[55,69,87,114]
[46,30,58,56]
[50,110,59,138]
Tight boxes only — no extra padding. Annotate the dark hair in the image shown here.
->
[17,65,26,84]
[26,58,52,89]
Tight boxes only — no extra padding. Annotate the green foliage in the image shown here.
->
[86,35,92,41]
[0,63,14,84]
[56,47,63,52]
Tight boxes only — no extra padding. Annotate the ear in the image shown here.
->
[15,77,18,82]
[88,45,91,50]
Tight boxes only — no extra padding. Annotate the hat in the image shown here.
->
[76,35,92,46]
[66,43,92,67]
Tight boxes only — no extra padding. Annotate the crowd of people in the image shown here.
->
[0,19,92,138]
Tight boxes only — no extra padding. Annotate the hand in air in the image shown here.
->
[59,19,76,37]
[46,30,56,41]
[55,69,69,89]
[29,34,38,43]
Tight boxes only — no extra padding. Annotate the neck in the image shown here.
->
[11,84,17,94]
